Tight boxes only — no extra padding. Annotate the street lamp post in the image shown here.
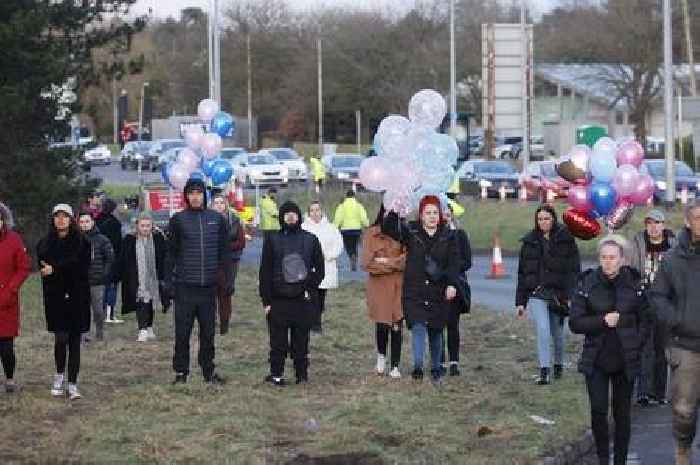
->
[318,37,323,157]
[663,0,676,204]
[520,0,530,169]
[449,0,456,133]
[138,81,149,142]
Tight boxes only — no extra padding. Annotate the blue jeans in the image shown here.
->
[103,283,118,317]
[411,322,443,373]
[528,298,565,369]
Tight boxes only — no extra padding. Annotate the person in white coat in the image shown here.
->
[302,200,343,333]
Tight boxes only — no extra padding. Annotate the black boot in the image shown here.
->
[553,364,563,379]
[411,367,424,381]
[350,254,357,271]
[535,367,550,385]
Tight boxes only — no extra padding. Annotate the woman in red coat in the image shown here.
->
[0,202,31,393]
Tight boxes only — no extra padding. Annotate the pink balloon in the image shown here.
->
[201,133,222,159]
[568,144,592,172]
[358,156,390,192]
[168,162,191,190]
[185,126,205,149]
[616,140,645,168]
[178,148,201,172]
[197,99,219,122]
[612,164,640,197]
[627,174,655,205]
[568,184,593,212]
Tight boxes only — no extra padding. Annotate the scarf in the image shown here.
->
[136,233,161,311]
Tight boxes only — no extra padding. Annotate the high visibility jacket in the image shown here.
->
[448,176,460,194]
[259,196,280,231]
[309,157,326,182]
[333,198,369,231]
[447,199,465,218]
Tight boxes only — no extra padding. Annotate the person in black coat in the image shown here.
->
[569,236,651,465]
[37,204,91,400]
[441,204,472,376]
[96,198,123,323]
[515,204,581,385]
[382,195,461,384]
[114,211,168,342]
[259,201,325,386]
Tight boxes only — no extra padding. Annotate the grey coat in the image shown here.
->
[628,229,677,278]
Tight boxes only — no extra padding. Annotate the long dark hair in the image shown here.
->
[534,204,558,233]
[47,214,81,243]
[372,204,386,226]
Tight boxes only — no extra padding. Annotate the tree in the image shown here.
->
[0,1,145,249]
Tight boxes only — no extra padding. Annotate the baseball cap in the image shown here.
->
[645,209,665,223]
[52,203,74,217]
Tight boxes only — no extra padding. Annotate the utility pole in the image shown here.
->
[520,0,530,169]
[138,82,149,142]
[247,32,253,149]
[318,37,324,157]
[449,0,456,133]
[663,0,676,204]
[213,0,221,106]
[356,110,361,154]
[681,0,697,96]
[112,77,118,144]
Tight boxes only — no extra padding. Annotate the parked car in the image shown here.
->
[262,148,308,182]
[327,154,363,185]
[513,135,546,160]
[522,160,570,201]
[82,142,112,166]
[147,139,186,171]
[157,147,185,171]
[120,141,153,170]
[221,147,248,161]
[457,159,521,198]
[494,136,523,159]
[230,152,289,187]
[641,159,700,203]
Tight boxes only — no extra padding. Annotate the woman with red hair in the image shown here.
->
[0,202,31,393]
[382,195,462,384]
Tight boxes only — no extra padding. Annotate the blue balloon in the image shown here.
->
[210,111,235,138]
[211,159,233,185]
[589,182,618,216]
[202,158,218,177]
[590,151,617,182]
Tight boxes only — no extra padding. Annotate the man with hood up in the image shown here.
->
[259,201,325,386]
[165,178,232,385]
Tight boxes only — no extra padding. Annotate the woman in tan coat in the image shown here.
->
[361,205,406,379]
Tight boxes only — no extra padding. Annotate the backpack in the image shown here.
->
[273,235,309,299]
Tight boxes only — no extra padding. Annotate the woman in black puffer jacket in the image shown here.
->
[515,204,580,384]
[570,236,651,465]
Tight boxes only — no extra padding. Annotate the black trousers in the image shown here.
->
[638,317,668,400]
[341,230,361,258]
[136,300,154,330]
[172,288,216,378]
[376,323,402,368]
[313,289,328,328]
[586,368,633,465]
[268,306,311,379]
[0,337,16,379]
[446,309,461,363]
[54,332,81,383]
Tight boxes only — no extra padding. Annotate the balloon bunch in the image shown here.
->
[163,98,237,190]
[358,89,459,216]
[557,137,653,240]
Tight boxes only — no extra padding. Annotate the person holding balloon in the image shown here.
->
[382,195,461,384]
[569,235,651,465]
[515,204,581,385]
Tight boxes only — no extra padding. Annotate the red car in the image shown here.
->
[521,161,570,202]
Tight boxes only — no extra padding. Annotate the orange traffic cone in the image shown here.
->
[487,232,508,279]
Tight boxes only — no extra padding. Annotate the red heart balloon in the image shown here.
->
[563,208,602,241]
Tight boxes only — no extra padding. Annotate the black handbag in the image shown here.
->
[532,285,569,317]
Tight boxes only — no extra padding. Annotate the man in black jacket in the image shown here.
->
[166,178,232,385]
[78,211,114,341]
[650,200,700,465]
[96,199,123,324]
[259,201,324,386]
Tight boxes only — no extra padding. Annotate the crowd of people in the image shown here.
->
[1,180,699,465]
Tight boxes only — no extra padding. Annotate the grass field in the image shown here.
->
[1,267,591,465]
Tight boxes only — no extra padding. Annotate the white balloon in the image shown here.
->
[408,89,447,129]
[376,115,411,158]
[184,126,205,149]
[197,99,220,122]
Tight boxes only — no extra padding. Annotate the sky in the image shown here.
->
[131,0,563,21]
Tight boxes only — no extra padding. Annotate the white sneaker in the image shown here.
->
[112,316,124,324]
[389,367,401,379]
[137,329,148,342]
[375,354,386,375]
[146,327,156,340]
[51,374,65,397]
[67,383,81,400]
[104,307,113,323]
